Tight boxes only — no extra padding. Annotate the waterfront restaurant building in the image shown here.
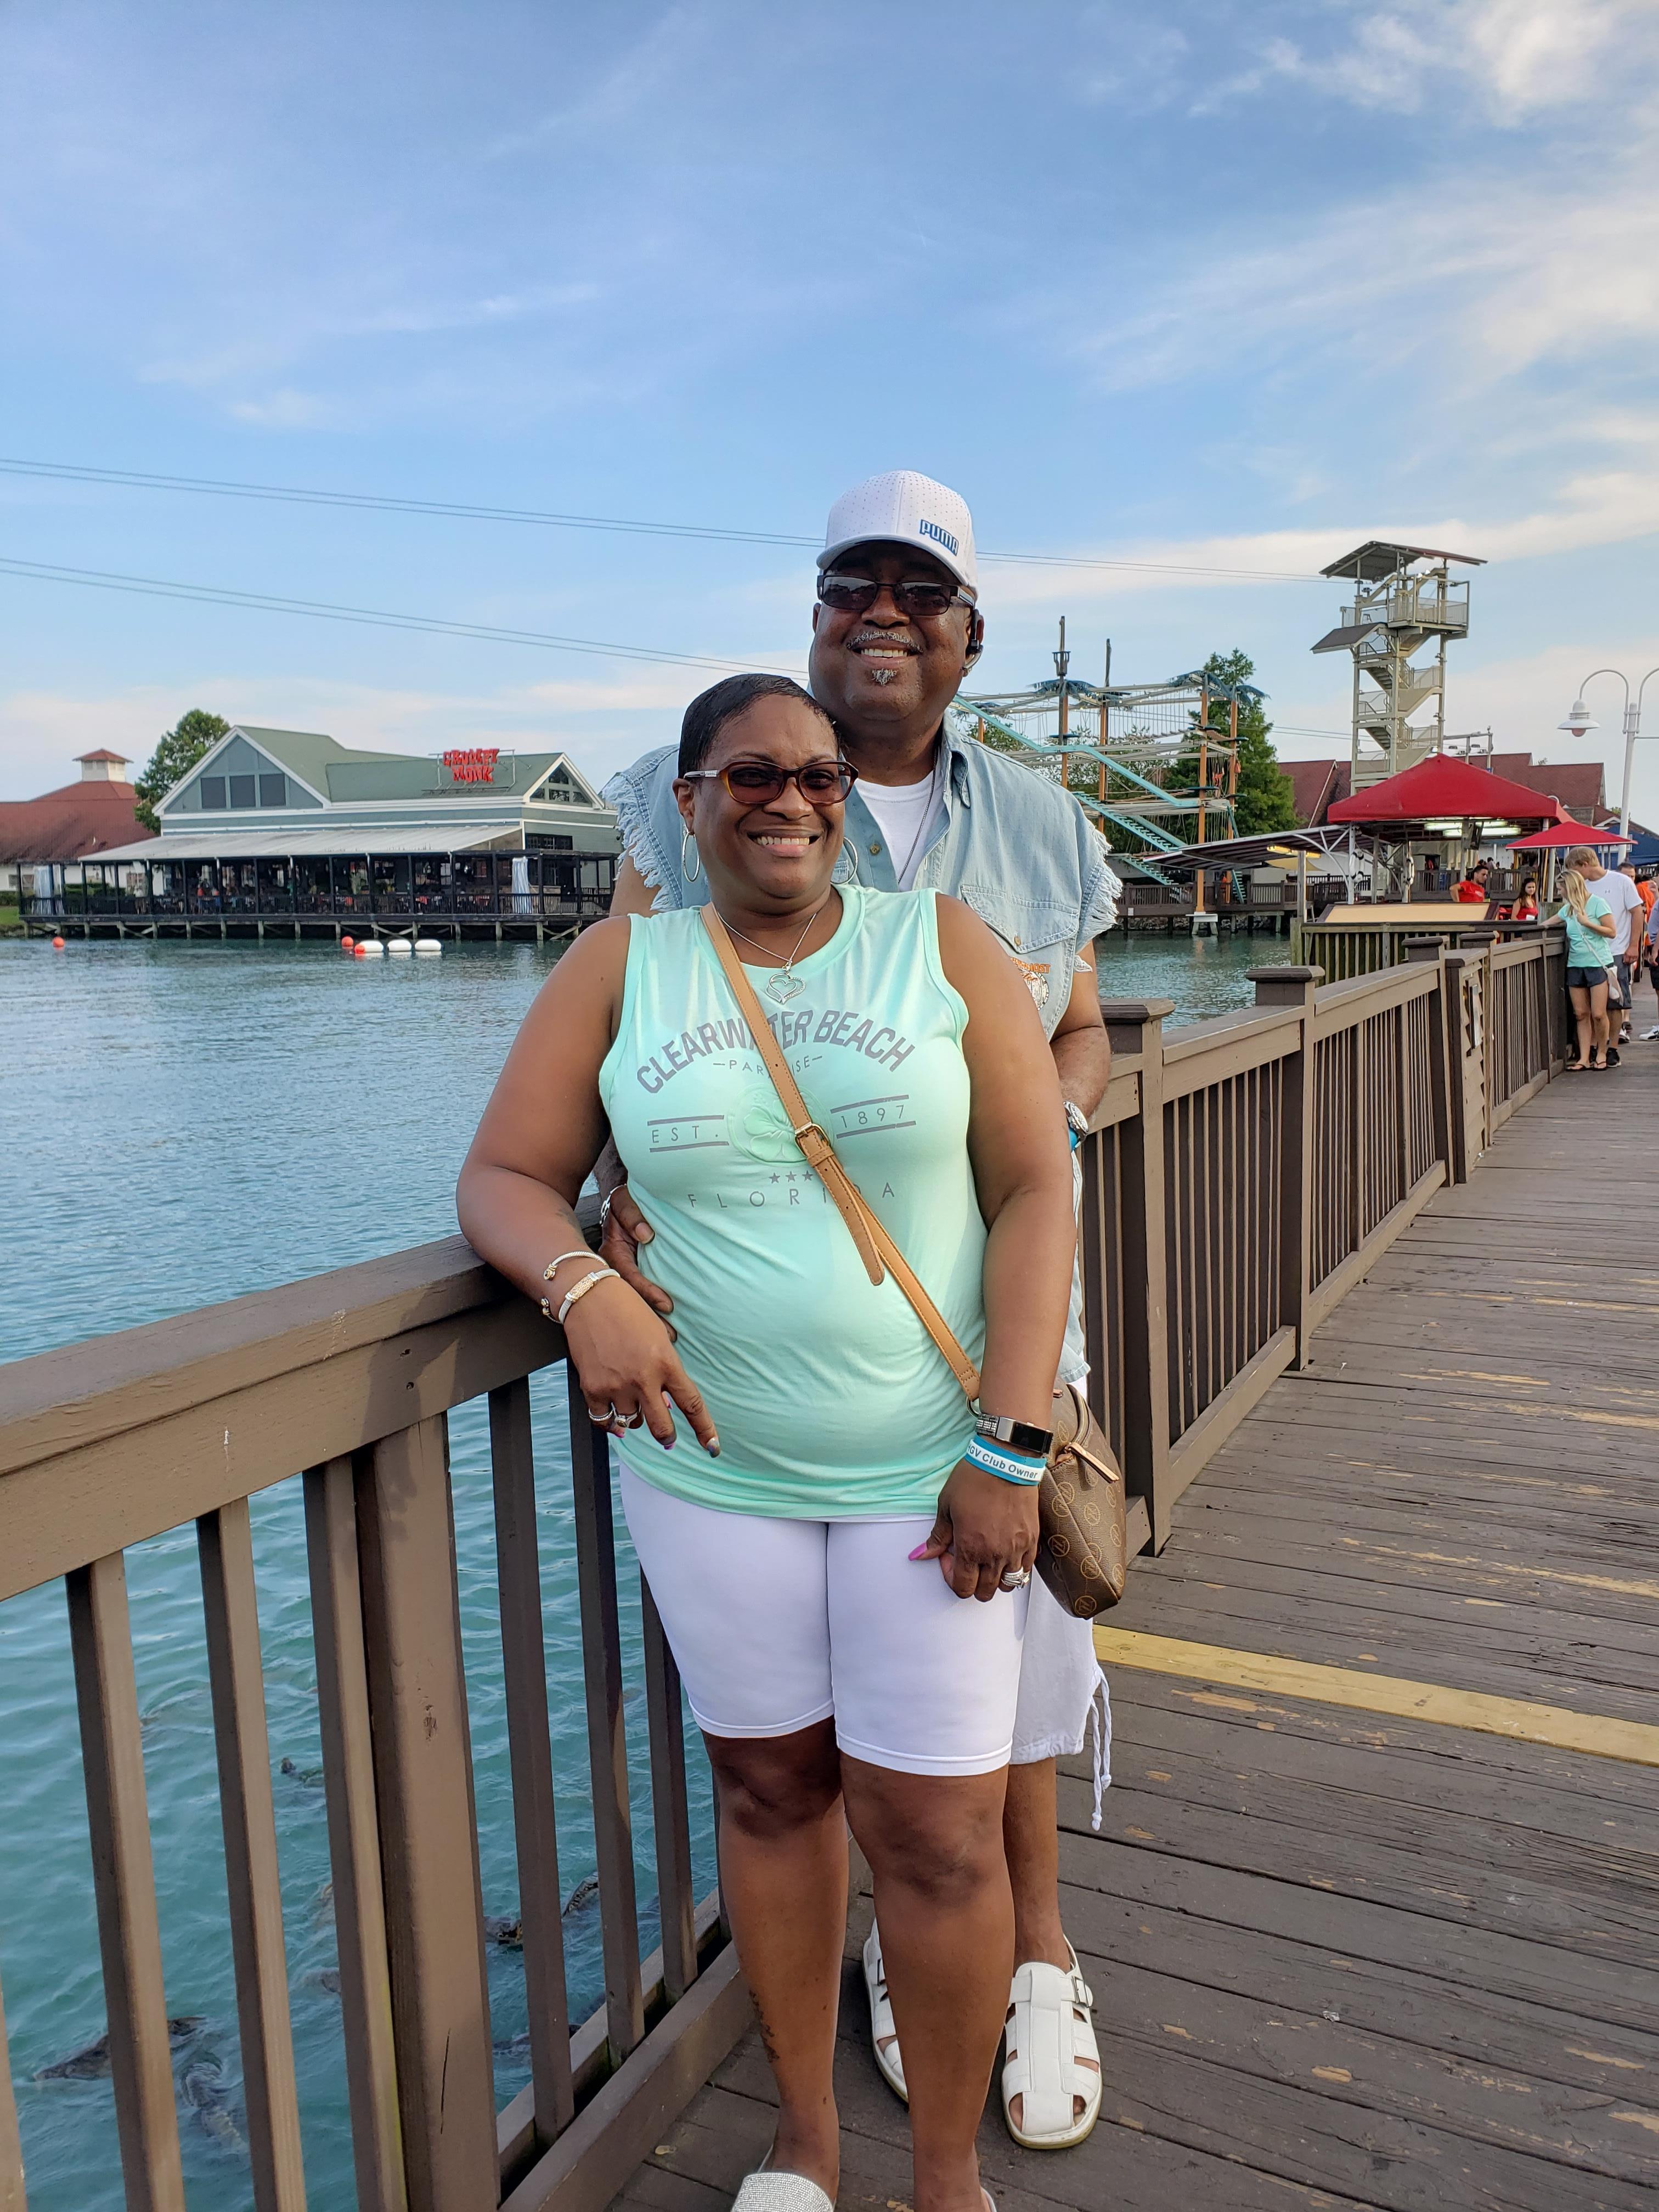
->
[55,724,622,938]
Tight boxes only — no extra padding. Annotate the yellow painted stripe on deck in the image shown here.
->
[1092,1627,1659,1769]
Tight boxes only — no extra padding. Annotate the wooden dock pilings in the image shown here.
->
[0,932,1566,2212]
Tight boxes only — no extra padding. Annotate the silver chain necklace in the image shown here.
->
[878,746,940,889]
[718,895,834,1005]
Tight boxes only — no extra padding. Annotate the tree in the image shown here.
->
[1183,650,1297,837]
[134,709,229,832]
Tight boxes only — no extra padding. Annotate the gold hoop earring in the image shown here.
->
[680,826,702,882]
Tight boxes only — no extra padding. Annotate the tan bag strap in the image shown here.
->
[700,905,982,1402]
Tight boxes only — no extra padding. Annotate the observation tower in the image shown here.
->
[1313,541,1483,788]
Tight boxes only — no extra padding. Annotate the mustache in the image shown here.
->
[848,628,921,652]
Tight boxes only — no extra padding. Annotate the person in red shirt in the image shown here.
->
[1506,874,1540,921]
[1454,858,1492,904]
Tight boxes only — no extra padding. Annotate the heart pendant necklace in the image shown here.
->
[720,896,832,1005]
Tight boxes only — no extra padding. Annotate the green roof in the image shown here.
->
[228,728,596,805]
[229,727,401,800]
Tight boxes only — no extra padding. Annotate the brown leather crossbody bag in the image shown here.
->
[700,906,1126,1617]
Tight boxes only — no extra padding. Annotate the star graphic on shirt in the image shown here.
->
[770,1172,781,1184]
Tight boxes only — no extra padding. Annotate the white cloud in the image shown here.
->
[977,455,1659,610]
[1075,159,1659,397]
[226,388,339,430]
[1218,0,1656,121]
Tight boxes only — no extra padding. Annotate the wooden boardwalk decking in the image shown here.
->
[612,1036,1659,2211]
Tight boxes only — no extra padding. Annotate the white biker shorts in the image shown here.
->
[618,1466,1029,1777]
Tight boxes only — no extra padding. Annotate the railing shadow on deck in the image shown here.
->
[0,928,1565,2212]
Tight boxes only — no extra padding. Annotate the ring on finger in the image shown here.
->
[999,1566,1031,1590]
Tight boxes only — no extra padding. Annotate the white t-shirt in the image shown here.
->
[859,769,947,890]
[1587,868,1642,958]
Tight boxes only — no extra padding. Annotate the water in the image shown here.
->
[1093,929,1271,1022]
[0,928,1261,2208]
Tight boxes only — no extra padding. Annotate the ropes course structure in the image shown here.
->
[960,623,1263,888]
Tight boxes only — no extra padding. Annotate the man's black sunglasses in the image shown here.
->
[817,571,975,619]
[682,758,858,806]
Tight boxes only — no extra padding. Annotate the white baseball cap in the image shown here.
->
[819,470,978,597]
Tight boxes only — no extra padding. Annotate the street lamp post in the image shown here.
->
[1559,667,1659,838]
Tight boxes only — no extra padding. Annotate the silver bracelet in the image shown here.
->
[538,1250,596,1319]
[597,1184,626,1235]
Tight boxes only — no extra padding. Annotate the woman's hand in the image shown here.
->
[915,1463,1041,1602]
[565,1277,718,1453]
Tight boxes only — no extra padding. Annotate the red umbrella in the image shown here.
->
[1328,753,1561,825]
[1506,819,1633,849]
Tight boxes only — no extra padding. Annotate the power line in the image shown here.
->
[0,556,805,676]
[0,455,1325,583]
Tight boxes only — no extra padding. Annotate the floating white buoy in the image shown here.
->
[357,939,385,959]
[414,938,443,956]
[387,938,413,956]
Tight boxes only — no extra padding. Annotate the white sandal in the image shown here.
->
[1001,1944,1102,2149]
[861,1923,907,2103]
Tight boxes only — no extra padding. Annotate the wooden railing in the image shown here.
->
[0,936,1564,2211]
[1294,912,1564,983]
[0,1250,743,2212]
[1079,929,1560,1547]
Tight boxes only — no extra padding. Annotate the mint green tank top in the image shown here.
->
[598,886,984,1518]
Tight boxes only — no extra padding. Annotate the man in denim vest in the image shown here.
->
[600,472,1118,2149]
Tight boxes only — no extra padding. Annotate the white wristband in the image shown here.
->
[964,1435,1045,1487]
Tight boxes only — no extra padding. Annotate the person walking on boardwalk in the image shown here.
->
[600,472,1118,2151]
[458,673,1079,2212]
[1558,866,1617,1071]
[1568,845,1641,1059]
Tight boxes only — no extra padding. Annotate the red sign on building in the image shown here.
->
[442,748,500,785]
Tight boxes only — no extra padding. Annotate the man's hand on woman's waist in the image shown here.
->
[595,1133,674,1317]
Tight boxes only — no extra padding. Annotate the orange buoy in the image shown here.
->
[341,933,355,950]
[353,941,368,957]
[51,935,66,950]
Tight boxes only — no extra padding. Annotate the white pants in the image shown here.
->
[619,1468,1029,1776]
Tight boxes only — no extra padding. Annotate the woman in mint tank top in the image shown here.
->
[459,674,1076,2212]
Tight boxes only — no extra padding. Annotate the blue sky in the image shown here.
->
[2,1,1657,816]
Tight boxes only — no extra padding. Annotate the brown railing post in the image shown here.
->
[1404,940,1452,1178]
[196,1498,308,2212]
[640,1576,698,2004]
[1543,921,1570,1069]
[1098,1000,1173,1548]
[1460,930,1499,1132]
[303,1458,409,2212]
[0,1960,25,2211]
[566,1370,647,2067]
[356,1417,499,2212]
[1249,967,1322,1372]
[1441,950,1486,1182]
[66,1554,188,2212]
[489,1378,577,2147]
